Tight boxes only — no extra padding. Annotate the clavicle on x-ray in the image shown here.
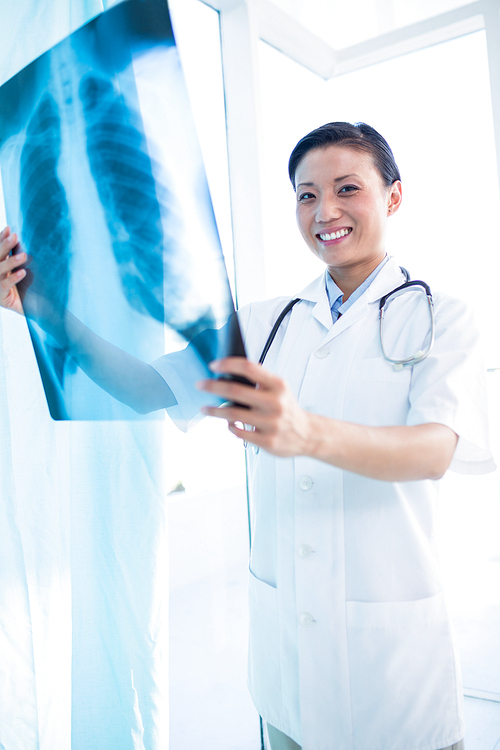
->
[0,0,244,420]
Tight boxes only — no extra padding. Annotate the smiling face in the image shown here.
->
[294,144,402,292]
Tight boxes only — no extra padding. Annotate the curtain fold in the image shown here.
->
[0,3,169,748]
[0,312,42,749]
[0,303,168,750]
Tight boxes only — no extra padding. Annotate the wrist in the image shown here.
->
[301,411,327,459]
[302,411,345,464]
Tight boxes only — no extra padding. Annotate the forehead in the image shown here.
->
[295,144,378,184]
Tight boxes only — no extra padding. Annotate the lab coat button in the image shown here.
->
[297,544,313,558]
[298,476,313,491]
[299,612,315,627]
[315,347,330,359]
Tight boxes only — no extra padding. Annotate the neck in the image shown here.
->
[328,254,386,301]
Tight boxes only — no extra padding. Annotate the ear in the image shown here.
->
[387,180,402,216]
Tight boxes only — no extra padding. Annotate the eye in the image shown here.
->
[338,184,358,194]
[297,192,315,202]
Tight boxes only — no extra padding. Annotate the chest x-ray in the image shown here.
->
[0,0,244,420]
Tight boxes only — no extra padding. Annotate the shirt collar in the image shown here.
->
[325,255,390,321]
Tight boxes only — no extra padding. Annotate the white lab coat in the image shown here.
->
[153,256,495,750]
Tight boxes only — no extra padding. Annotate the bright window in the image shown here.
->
[165,1,259,747]
[270,0,477,48]
[258,28,500,706]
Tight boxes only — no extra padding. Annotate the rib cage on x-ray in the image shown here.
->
[80,74,165,323]
[79,73,216,339]
[19,71,216,338]
[0,0,242,419]
[20,93,72,384]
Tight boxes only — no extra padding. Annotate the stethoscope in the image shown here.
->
[258,268,435,370]
[252,272,434,743]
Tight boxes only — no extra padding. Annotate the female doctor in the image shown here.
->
[193,122,494,750]
[0,121,495,750]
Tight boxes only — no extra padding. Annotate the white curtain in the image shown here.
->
[0,3,168,748]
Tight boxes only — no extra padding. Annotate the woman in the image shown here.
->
[0,122,494,749]
[192,123,494,750]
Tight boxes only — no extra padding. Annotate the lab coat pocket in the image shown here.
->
[346,593,462,750]
[345,357,412,424]
[349,357,413,382]
[247,568,281,723]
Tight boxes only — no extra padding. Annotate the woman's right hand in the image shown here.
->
[0,226,27,315]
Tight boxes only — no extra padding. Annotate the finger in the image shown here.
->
[6,267,26,283]
[0,231,18,261]
[0,226,11,242]
[199,380,280,418]
[228,422,258,442]
[0,267,26,295]
[201,403,260,425]
[2,250,28,271]
[17,267,33,298]
[196,377,260,408]
[209,357,281,390]
[0,250,27,276]
[203,405,276,442]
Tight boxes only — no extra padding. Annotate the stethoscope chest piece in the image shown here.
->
[258,269,435,374]
[379,277,435,369]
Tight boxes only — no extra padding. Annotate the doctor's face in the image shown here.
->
[294,145,401,280]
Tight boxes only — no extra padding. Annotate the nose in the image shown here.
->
[314,192,342,223]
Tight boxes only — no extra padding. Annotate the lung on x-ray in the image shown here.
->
[0,0,245,420]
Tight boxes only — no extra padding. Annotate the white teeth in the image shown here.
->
[319,228,351,241]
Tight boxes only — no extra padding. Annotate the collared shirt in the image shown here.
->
[325,255,390,322]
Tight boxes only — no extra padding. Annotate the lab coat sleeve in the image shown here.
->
[150,343,212,432]
[151,312,247,432]
[406,295,496,474]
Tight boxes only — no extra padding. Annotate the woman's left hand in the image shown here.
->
[197,357,313,457]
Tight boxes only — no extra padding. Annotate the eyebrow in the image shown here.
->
[296,174,360,189]
[334,173,359,183]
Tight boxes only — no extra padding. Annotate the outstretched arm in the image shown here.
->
[197,357,458,481]
[0,227,175,413]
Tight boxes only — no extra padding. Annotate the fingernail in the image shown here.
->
[208,361,220,372]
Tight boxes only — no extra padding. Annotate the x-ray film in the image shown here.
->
[0,0,245,420]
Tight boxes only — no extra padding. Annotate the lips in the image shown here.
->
[317,228,352,241]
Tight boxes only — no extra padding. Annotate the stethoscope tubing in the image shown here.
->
[258,298,300,365]
[259,269,434,368]
[379,280,435,368]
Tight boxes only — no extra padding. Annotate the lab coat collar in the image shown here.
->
[295,274,332,329]
[364,256,408,304]
[295,257,408,333]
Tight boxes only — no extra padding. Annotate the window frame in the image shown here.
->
[200,0,500,307]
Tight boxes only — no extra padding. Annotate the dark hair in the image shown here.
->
[288,121,401,189]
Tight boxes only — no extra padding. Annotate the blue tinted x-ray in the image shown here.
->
[0,0,244,420]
